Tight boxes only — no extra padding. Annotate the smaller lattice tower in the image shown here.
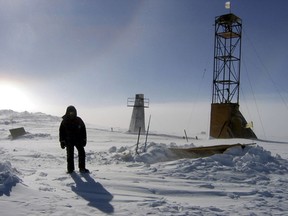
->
[127,94,149,133]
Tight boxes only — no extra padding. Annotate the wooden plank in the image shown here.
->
[170,143,256,159]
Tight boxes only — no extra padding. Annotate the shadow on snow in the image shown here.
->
[71,173,114,214]
[0,181,18,196]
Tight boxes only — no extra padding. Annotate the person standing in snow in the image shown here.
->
[59,105,89,174]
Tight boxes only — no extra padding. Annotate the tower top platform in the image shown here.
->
[215,13,241,25]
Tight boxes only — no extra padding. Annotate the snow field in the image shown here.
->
[1,110,288,215]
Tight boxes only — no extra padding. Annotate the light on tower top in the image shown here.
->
[225,1,231,10]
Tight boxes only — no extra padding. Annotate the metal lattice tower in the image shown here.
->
[212,13,242,104]
[209,13,256,139]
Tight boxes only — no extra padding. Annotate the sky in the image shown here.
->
[0,0,288,139]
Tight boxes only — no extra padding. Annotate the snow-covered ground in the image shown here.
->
[1,110,288,215]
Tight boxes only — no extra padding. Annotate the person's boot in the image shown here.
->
[79,168,90,173]
[67,170,74,174]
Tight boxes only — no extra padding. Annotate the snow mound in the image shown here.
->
[0,161,21,196]
[108,142,189,164]
[107,143,288,176]
[140,144,288,186]
[0,110,61,122]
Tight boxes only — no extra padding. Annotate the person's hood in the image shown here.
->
[63,105,77,119]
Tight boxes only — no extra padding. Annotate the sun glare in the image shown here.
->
[0,81,37,111]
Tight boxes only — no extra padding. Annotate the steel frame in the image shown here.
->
[212,13,242,104]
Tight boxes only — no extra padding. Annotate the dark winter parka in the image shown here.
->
[59,106,87,147]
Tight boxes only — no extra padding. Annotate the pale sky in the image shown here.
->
[0,0,287,139]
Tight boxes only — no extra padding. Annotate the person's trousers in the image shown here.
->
[66,144,86,172]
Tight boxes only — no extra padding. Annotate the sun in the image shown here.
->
[0,81,37,111]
